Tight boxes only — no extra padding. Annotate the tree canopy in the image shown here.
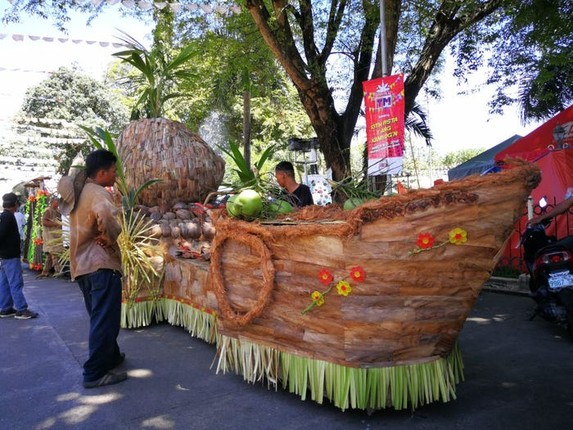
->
[20,65,128,130]
[3,1,572,181]
[15,65,129,173]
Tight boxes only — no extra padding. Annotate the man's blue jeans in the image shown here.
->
[0,258,28,312]
[77,269,123,382]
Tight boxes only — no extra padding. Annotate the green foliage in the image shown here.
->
[118,209,164,306]
[491,264,522,279]
[4,0,573,169]
[330,174,383,202]
[10,65,129,174]
[20,65,128,131]
[171,9,314,145]
[451,0,573,121]
[112,31,197,119]
[441,148,485,170]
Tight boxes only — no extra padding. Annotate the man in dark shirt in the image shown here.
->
[275,161,314,207]
[0,193,38,319]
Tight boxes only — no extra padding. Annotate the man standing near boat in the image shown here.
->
[58,149,126,389]
[275,161,314,207]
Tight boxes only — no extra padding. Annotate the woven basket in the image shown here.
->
[117,118,225,207]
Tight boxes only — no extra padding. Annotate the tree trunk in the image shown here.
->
[243,90,252,168]
[245,0,500,183]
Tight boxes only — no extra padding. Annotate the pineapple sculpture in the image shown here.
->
[117,118,224,207]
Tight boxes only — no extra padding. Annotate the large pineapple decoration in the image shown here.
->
[113,32,224,207]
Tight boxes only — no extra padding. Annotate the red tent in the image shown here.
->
[495,105,573,271]
[495,105,573,164]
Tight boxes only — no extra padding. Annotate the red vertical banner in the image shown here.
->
[362,74,405,175]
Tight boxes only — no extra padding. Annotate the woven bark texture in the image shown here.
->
[117,118,225,207]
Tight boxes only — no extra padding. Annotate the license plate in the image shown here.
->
[548,271,573,290]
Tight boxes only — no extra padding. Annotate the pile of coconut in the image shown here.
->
[137,201,219,261]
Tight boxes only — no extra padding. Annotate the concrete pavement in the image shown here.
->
[1,267,572,430]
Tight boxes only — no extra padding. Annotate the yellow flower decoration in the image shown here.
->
[449,227,468,245]
[311,291,325,306]
[336,280,352,297]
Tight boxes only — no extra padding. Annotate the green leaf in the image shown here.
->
[254,144,276,171]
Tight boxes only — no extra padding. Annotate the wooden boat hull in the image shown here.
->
[208,163,539,367]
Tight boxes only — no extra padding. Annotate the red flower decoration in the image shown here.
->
[34,238,43,246]
[28,196,36,202]
[349,266,365,282]
[416,232,435,249]
[318,268,333,285]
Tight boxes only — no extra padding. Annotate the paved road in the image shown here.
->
[1,268,572,430]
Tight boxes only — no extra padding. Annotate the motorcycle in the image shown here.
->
[521,221,573,339]
[521,218,573,339]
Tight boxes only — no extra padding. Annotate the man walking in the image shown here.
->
[58,150,126,388]
[0,193,38,320]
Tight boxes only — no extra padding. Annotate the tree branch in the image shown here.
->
[404,0,503,114]
[245,0,312,90]
[319,0,348,64]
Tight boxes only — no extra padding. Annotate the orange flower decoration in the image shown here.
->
[33,238,43,245]
[349,266,365,282]
[417,232,435,249]
[28,196,36,202]
[318,268,333,285]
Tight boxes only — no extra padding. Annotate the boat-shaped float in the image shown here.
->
[122,162,540,411]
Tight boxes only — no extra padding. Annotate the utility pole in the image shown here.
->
[380,0,388,77]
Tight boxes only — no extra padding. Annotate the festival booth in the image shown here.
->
[495,105,573,271]
[447,135,521,181]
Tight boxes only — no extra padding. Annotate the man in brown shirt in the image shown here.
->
[58,149,126,388]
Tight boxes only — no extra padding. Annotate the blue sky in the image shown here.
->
[0,1,542,156]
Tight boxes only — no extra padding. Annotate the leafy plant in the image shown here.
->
[117,209,164,305]
[112,31,196,119]
[218,140,277,194]
[329,173,383,202]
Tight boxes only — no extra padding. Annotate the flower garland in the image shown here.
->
[409,227,468,255]
[302,266,366,314]
[26,190,49,267]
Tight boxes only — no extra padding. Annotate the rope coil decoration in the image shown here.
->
[210,231,276,327]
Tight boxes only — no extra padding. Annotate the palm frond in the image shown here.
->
[405,103,433,146]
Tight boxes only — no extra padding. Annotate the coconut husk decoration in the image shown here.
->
[121,161,541,411]
[116,118,225,207]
